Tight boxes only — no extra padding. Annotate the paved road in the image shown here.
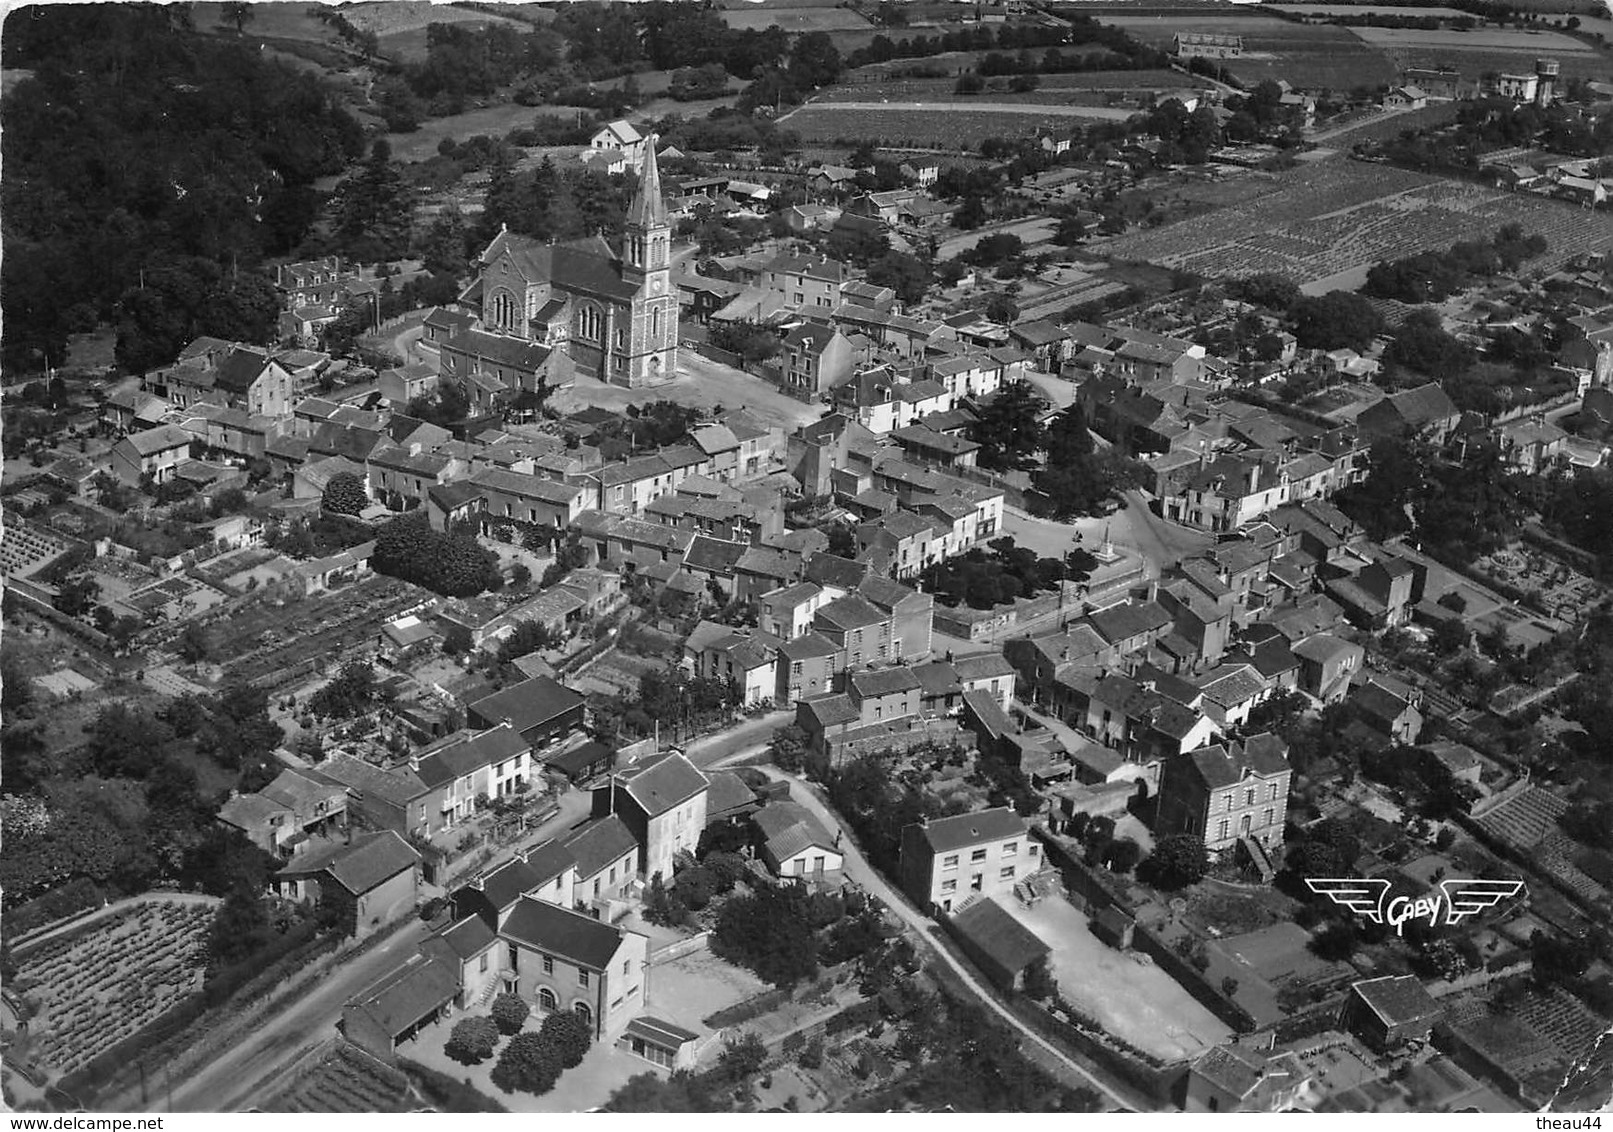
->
[155,797,595,1113]
[752,766,1144,1112]
[682,709,792,771]
[151,919,430,1113]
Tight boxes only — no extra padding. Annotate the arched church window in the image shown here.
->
[578,304,603,342]
[651,236,667,267]
[650,307,661,341]
[492,289,517,330]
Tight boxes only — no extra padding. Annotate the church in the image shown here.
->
[449,137,679,392]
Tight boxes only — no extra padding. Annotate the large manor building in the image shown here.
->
[454,137,679,391]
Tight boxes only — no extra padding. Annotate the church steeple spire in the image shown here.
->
[627,135,668,233]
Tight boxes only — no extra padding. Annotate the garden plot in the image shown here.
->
[1095,160,1613,286]
[14,899,217,1076]
[269,1040,414,1113]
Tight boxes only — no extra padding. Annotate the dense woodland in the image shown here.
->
[1,5,364,372]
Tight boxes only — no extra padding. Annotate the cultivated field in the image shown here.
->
[1348,24,1595,51]
[819,74,1190,108]
[722,6,874,31]
[1266,3,1472,15]
[1099,13,1401,88]
[783,104,1130,147]
[1093,159,1613,287]
[268,1041,414,1113]
[14,899,216,1076]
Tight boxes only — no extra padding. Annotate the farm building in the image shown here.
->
[945,896,1051,993]
[341,954,461,1061]
[1344,975,1443,1052]
[1174,32,1243,59]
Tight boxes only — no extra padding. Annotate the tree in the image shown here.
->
[491,992,531,1036]
[372,512,502,597]
[1105,836,1143,874]
[444,624,474,656]
[1289,291,1384,351]
[984,292,1020,324]
[539,1009,592,1069]
[323,472,368,516]
[968,380,1047,472]
[644,872,688,928]
[713,883,820,987]
[490,1031,562,1095]
[1021,954,1057,1001]
[178,622,212,664]
[769,723,809,773]
[1143,833,1208,889]
[220,2,254,34]
[53,574,100,617]
[333,139,413,262]
[446,1016,501,1065]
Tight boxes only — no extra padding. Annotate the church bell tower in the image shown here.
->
[623,136,678,387]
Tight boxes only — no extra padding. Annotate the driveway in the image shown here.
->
[684,709,792,771]
[751,767,1146,1111]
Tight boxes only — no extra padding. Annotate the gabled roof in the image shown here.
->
[468,675,585,734]
[950,896,1050,976]
[816,594,887,632]
[753,800,837,864]
[278,831,420,895]
[954,653,1015,683]
[683,535,748,574]
[563,814,639,880]
[618,753,708,817]
[908,807,1027,854]
[1351,974,1442,1028]
[347,954,459,1037]
[849,667,922,698]
[1179,734,1290,790]
[778,632,839,661]
[122,424,194,457]
[433,914,499,960]
[501,896,625,970]
[1089,600,1172,645]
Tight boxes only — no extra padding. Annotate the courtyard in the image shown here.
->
[544,352,826,435]
[1004,895,1230,1061]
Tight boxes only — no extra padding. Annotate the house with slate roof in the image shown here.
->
[498,896,650,1040]
[776,631,840,704]
[276,830,422,938]
[419,914,502,1009]
[594,753,710,883]
[110,424,195,487]
[751,800,843,885]
[1156,733,1291,865]
[466,675,587,756]
[564,814,641,910]
[900,807,1040,915]
[1358,382,1460,444]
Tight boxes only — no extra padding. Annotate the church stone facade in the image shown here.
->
[460,137,678,391]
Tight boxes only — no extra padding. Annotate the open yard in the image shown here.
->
[1094,158,1613,287]
[1006,896,1230,1061]
[402,1010,653,1113]
[643,948,770,1047]
[546,352,825,433]
[10,898,218,1078]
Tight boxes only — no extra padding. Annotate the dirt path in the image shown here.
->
[752,766,1148,1112]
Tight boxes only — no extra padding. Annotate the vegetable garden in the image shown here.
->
[1096,160,1613,285]
[14,899,215,1075]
